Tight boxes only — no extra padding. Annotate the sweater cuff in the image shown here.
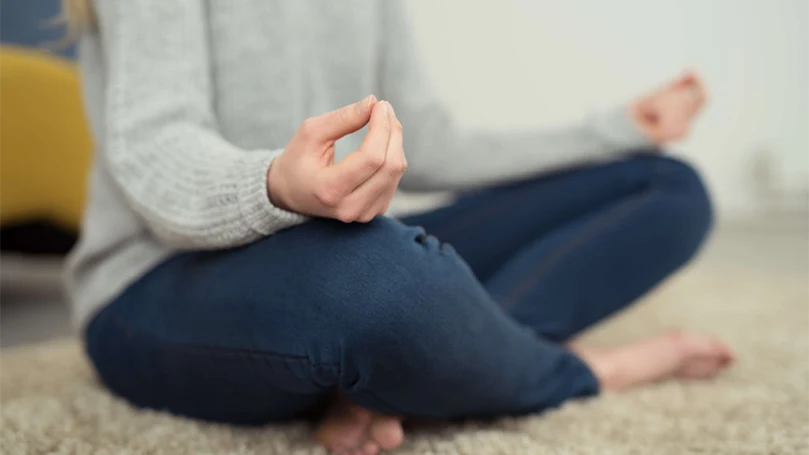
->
[589,105,656,152]
[236,150,308,236]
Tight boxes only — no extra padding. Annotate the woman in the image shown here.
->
[65,1,733,454]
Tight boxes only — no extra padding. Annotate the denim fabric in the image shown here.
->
[86,152,713,424]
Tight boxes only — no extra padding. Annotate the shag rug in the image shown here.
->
[2,260,807,454]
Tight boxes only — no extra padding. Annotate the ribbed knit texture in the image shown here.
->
[66,0,652,329]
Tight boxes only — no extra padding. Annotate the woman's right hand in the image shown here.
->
[267,95,407,223]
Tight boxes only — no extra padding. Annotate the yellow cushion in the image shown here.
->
[0,46,92,231]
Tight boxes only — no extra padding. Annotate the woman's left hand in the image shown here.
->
[630,71,707,144]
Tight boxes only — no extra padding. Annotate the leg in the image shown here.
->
[402,154,714,340]
[86,217,599,452]
[402,153,733,390]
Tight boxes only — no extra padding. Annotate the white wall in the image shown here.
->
[406,0,809,218]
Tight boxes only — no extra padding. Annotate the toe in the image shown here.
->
[705,338,733,367]
[716,339,736,363]
[362,440,380,455]
[371,416,404,450]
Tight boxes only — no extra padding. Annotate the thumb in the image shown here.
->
[636,97,659,125]
[677,69,699,85]
[307,95,377,142]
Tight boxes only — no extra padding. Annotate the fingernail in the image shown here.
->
[380,101,389,118]
[388,102,396,117]
[357,95,373,114]
[366,94,376,109]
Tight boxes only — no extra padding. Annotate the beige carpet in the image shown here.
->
[2,261,808,454]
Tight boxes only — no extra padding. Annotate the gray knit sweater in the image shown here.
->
[66,0,651,329]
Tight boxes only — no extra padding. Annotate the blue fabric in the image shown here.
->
[0,0,76,58]
[85,152,713,424]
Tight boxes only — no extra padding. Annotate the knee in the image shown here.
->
[305,216,471,331]
[304,218,475,361]
[655,156,714,240]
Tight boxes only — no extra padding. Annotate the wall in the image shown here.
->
[406,0,809,218]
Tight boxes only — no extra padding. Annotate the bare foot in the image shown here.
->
[315,394,404,455]
[572,330,735,391]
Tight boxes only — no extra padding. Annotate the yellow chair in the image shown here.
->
[0,45,92,232]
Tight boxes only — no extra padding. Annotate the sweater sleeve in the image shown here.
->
[378,1,655,192]
[93,0,306,250]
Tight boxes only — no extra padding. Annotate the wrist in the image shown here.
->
[628,100,645,129]
[266,158,291,211]
[628,100,658,144]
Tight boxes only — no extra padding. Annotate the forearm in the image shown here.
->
[106,124,306,249]
[95,0,306,250]
[376,1,652,192]
[399,106,654,192]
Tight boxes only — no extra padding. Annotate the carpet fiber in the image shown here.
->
[2,260,807,454]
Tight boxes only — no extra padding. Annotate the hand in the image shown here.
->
[267,95,407,223]
[630,71,708,144]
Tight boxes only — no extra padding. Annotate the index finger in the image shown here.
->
[677,71,707,101]
[319,101,393,198]
[683,77,707,114]
[307,95,377,141]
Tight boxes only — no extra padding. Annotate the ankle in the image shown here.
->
[574,347,625,391]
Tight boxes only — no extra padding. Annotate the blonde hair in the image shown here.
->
[59,0,96,42]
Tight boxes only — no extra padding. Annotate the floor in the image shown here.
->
[702,216,808,278]
[0,258,72,347]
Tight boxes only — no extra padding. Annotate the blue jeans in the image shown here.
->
[86,153,713,424]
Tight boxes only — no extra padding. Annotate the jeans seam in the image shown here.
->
[435,190,533,238]
[499,189,660,309]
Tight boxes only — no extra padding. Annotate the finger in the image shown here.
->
[347,106,405,222]
[670,69,698,90]
[360,110,407,220]
[394,110,407,169]
[661,71,696,105]
[688,76,708,111]
[333,166,395,223]
[321,101,393,199]
[668,86,701,121]
[677,69,697,84]
[367,174,400,219]
[306,94,377,142]
[679,69,705,88]
[374,112,407,216]
[675,71,707,110]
